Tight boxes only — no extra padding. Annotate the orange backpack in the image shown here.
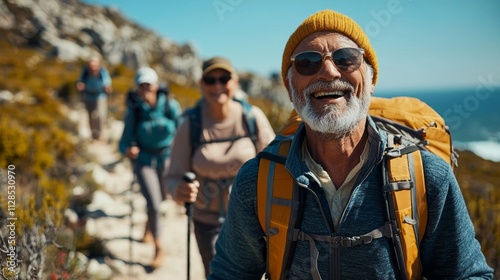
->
[257,96,457,280]
[275,97,457,167]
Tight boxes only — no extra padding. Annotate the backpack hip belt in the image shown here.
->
[138,145,170,155]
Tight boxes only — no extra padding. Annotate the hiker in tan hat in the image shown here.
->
[166,56,275,277]
[208,10,493,279]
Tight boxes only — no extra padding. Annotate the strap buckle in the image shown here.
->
[334,235,373,247]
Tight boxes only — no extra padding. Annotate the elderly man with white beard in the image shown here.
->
[208,9,493,280]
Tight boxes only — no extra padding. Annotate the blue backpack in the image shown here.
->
[126,86,173,122]
[126,86,175,152]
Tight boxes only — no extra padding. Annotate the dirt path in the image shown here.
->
[76,107,205,279]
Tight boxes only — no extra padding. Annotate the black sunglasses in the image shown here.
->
[202,74,232,85]
[138,83,154,91]
[290,47,365,76]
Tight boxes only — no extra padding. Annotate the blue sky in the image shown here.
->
[84,0,500,91]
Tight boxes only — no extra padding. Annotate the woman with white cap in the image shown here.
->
[119,66,182,268]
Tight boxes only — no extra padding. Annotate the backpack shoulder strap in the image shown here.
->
[126,90,141,121]
[81,66,89,81]
[234,98,258,147]
[188,98,258,157]
[164,98,171,120]
[98,66,104,80]
[186,101,203,157]
[382,133,428,280]
[157,87,172,120]
[257,139,305,280]
[124,90,141,146]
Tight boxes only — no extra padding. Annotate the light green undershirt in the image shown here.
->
[304,140,369,228]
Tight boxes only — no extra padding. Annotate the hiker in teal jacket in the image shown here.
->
[118,67,182,268]
[208,10,493,279]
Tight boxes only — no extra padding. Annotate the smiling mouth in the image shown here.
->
[313,91,346,100]
[212,90,228,96]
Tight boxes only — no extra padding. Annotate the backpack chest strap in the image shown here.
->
[288,227,389,280]
[290,226,391,248]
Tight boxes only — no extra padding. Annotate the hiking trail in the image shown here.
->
[72,105,205,279]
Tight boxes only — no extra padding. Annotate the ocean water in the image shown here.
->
[376,87,500,162]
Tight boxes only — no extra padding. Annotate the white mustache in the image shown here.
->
[303,80,354,96]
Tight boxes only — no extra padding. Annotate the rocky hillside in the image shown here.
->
[0,0,200,84]
[0,0,292,109]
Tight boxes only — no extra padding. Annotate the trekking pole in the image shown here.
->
[128,163,137,279]
[183,172,196,280]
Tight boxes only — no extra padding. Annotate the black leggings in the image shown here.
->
[193,219,221,278]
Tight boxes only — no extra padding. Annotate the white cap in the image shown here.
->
[135,67,158,85]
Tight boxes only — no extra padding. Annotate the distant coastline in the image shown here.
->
[376,87,500,162]
[455,141,500,162]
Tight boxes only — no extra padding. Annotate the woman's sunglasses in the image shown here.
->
[202,74,232,85]
[290,47,365,76]
[138,83,154,91]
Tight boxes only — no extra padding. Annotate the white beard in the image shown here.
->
[288,66,373,139]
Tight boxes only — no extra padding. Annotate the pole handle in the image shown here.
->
[183,172,196,214]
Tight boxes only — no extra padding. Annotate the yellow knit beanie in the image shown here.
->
[282,10,378,85]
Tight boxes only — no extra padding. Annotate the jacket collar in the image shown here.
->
[285,116,387,182]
